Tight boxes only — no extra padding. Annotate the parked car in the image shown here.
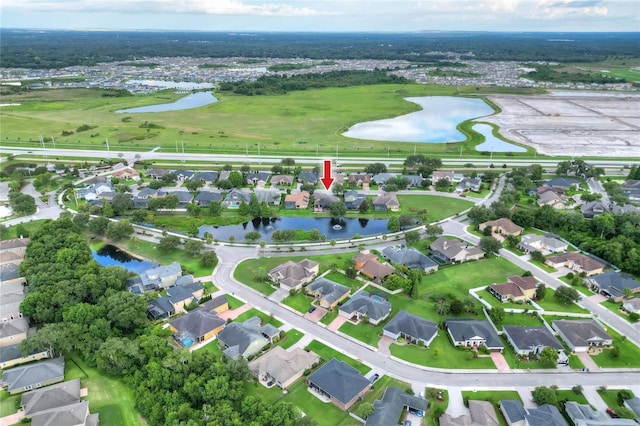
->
[606,408,620,418]
[307,306,316,313]
[403,421,411,426]
[408,408,424,417]
[369,373,380,383]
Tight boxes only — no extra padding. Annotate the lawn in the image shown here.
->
[536,289,590,314]
[233,308,284,327]
[305,340,371,375]
[349,375,412,422]
[66,355,145,426]
[389,334,496,369]
[282,291,315,314]
[278,329,305,349]
[500,312,545,328]
[0,392,20,416]
[425,388,449,426]
[320,308,339,326]
[1,219,50,240]
[591,325,640,368]
[339,320,382,347]
[500,337,552,370]
[568,354,585,370]
[197,340,224,359]
[201,280,218,294]
[397,194,473,222]
[597,389,635,412]
[556,389,589,405]
[324,272,364,291]
[234,252,357,296]
[461,390,520,426]
[600,299,638,323]
[225,294,245,309]
[283,380,352,425]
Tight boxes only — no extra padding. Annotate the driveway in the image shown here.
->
[588,294,608,304]
[0,411,24,426]
[327,314,348,331]
[268,287,289,303]
[582,386,608,411]
[304,306,327,322]
[576,352,600,372]
[377,336,394,356]
[217,302,253,321]
[446,386,469,417]
[490,352,510,372]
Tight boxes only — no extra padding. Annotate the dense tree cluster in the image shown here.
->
[526,65,628,84]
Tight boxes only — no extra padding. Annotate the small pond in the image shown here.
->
[115,91,218,114]
[92,244,158,273]
[343,96,494,143]
[198,217,389,242]
[473,123,527,153]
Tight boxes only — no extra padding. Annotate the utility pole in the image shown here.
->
[51,136,55,149]
[106,138,110,159]
[175,140,178,153]
[40,135,47,158]
[181,141,185,163]
[258,143,261,165]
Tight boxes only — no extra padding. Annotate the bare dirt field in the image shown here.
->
[483,92,640,157]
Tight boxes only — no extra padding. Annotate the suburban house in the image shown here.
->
[0,264,20,282]
[382,246,439,273]
[432,170,455,183]
[622,297,640,314]
[383,310,438,347]
[173,169,194,181]
[353,252,396,283]
[147,281,204,320]
[565,401,637,426]
[0,344,50,370]
[198,295,230,315]
[305,277,350,310]
[192,171,219,185]
[248,346,319,390]
[339,291,392,325]
[21,378,80,416]
[145,168,171,180]
[268,258,319,291]
[284,191,310,210]
[110,166,140,181]
[517,234,568,254]
[479,218,524,237]
[544,177,580,190]
[297,171,318,184]
[552,320,612,352]
[581,201,610,218]
[313,193,339,212]
[348,173,371,187]
[502,326,564,357]
[246,171,270,186]
[0,317,29,348]
[194,190,223,206]
[0,238,29,258]
[455,178,482,193]
[445,319,504,352]
[365,386,428,426]
[30,400,99,426]
[401,175,424,187]
[127,262,182,293]
[306,358,372,411]
[1,357,65,395]
[1,278,26,322]
[372,192,400,211]
[623,397,640,421]
[440,400,499,426]
[159,190,192,207]
[488,275,538,303]
[586,271,640,302]
[221,189,251,208]
[344,190,366,210]
[621,179,640,202]
[500,400,566,426]
[545,253,605,277]
[169,309,225,348]
[271,175,294,186]
[132,187,159,208]
[430,237,485,263]
[217,316,275,360]
[371,172,397,185]
[537,190,570,209]
[255,189,281,205]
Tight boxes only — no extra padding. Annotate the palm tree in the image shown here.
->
[435,299,450,316]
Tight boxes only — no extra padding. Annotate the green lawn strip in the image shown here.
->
[324,272,364,291]
[243,380,285,405]
[1,219,50,240]
[389,334,496,369]
[0,392,20,416]
[536,289,590,314]
[201,281,218,294]
[461,390,520,426]
[591,325,640,368]
[305,340,371,375]
[234,252,357,296]
[574,285,595,297]
[528,259,556,273]
[397,194,473,222]
[600,299,637,323]
[500,337,551,370]
[556,390,589,405]
[320,309,339,326]
[349,375,412,422]
[597,389,635,411]
[282,291,315,314]
[282,380,351,425]
[425,388,449,426]
[120,237,214,277]
[197,340,224,358]
[568,354,585,370]
[68,355,144,426]
[225,294,245,309]
[278,329,304,349]
[500,312,545,328]
[233,308,283,327]
[338,321,382,347]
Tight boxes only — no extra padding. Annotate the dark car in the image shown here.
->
[408,408,424,417]
[307,306,316,313]
[606,408,619,418]
[369,373,380,383]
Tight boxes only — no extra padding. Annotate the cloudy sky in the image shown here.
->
[2,0,639,32]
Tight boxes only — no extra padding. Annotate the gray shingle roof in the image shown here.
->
[503,326,563,352]
[339,291,392,322]
[1,357,65,392]
[307,358,370,406]
[525,404,567,426]
[383,310,438,343]
[21,378,80,416]
[306,277,350,305]
[552,320,612,348]
[589,271,640,298]
[195,191,223,205]
[445,319,503,349]
[501,400,527,424]
[217,317,269,359]
[169,310,224,340]
[382,246,438,270]
[30,400,90,426]
[365,386,428,426]
[0,317,29,339]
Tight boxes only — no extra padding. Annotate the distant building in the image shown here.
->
[479,218,523,237]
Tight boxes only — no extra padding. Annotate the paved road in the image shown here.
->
[212,245,640,389]
[1,185,64,227]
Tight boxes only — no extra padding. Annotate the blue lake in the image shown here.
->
[473,123,527,153]
[199,217,389,242]
[115,91,218,114]
[92,244,157,273]
[343,96,494,143]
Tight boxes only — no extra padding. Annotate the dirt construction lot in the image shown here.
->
[483,92,640,157]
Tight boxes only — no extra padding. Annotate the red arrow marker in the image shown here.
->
[320,160,334,190]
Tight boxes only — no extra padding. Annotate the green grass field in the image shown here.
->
[0,84,542,159]
[233,308,283,327]
[389,334,496,369]
[278,329,304,349]
[425,388,449,426]
[591,325,640,368]
[536,289,590,314]
[305,340,371,375]
[397,194,473,222]
[0,391,20,417]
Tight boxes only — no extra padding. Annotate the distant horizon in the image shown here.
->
[2,0,638,33]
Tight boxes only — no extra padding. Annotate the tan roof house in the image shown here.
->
[372,192,400,211]
[430,237,485,264]
[0,317,29,348]
[284,191,310,209]
[488,275,538,303]
[271,175,294,186]
[249,346,319,390]
[440,400,500,426]
[305,277,350,310]
[268,259,319,291]
[353,252,396,283]
[479,218,524,236]
[432,170,455,182]
[545,253,605,276]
